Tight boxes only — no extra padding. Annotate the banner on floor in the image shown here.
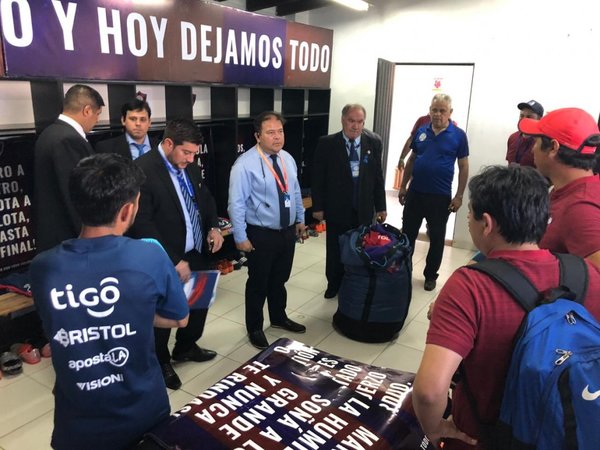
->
[141,338,434,449]
[0,0,333,88]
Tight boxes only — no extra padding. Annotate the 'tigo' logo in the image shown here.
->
[50,277,120,318]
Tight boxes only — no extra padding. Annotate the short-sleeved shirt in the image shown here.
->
[540,175,600,258]
[30,236,188,450]
[409,122,469,196]
[427,249,600,449]
[506,131,535,167]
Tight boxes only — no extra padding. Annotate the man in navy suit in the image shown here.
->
[34,84,105,252]
[129,119,223,390]
[311,104,387,299]
[95,98,155,160]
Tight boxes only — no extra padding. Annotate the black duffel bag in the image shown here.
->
[333,223,412,343]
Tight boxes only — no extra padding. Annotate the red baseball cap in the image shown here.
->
[518,107,600,155]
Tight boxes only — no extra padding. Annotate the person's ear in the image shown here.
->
[482,212,495,237]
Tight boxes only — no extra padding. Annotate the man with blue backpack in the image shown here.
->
[413,165,600,449]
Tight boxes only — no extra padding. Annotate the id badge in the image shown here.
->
[351,161,360,178]
[283,193,291,208]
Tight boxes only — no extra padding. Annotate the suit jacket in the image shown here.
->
[129,148,219,266]
[33,119,94,252]
[311,130,386,228]
[95,134,158,160]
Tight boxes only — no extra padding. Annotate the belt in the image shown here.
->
[247,224,295,233]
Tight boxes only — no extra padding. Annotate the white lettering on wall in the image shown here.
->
[51,0,77,51]
[126,12,148,57]
[181,21,196,60]
[0,0,33,47]
[97,7,123,55]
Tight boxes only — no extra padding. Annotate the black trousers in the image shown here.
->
[402,190,451,281]
[245,225,296,333]
[325,213,359,292]
[155,250,208,364]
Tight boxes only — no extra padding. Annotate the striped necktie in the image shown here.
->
[132,142,146,159]
[176,170,203,253]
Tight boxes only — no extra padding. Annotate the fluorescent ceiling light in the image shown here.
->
[331,0,370,12]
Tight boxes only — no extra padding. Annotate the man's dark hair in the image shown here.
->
[70,153,146,227]
[253,111,286,134]
[469,165,549,244]
[162,118,203,146]
[539,136,598,170]
[121,99,151,119]
[63,84,105,113]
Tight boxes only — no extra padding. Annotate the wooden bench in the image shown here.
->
[0,292,34,316]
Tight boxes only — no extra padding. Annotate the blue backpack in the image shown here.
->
[467,253,600,450]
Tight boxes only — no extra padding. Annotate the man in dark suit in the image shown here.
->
[95,98,155,160]
[311,104,387,299]
[34,84,105,252]
[129,118,223,390]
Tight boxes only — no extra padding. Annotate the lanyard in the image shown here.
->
[257,145,289,194]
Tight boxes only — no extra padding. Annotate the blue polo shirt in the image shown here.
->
[409,122,469,196]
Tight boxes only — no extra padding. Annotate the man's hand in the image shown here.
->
[427,301,435,321]
[207,228,224,253]
[236,239,254,252]
[175,260,192,283]
[429,416,477,448]
[295,222,307,240]
[448,196,463,213]
[312,210,324,221]
[376,211,387,223]
[398,187,408,205]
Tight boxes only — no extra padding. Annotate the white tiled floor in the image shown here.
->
[0,233,474,449]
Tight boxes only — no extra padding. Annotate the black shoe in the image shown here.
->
[248,330,269,349]
[424,279,436,291]
[160,363,182,390]
[271,318,306,334]
[172,344,217,363]
[324,287,338,299]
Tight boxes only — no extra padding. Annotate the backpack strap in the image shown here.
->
[467,259,540,312]
[555,253,588,304]
[467,253,588,312]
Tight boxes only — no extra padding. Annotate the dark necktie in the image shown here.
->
[176,170,203,253]
[270,154,290,229]
[349,139,359,208]
[349,139,359,162]
[132,142,146,158]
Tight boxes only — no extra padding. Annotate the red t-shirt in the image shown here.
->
[411,115,431,135]
[506,131,535,167]
[540,175,600,257]
[427,249,600,450]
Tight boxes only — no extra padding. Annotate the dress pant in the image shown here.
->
[154,250,207,364]
[325,212,359,292]
[401,190,451,281]
[245,225,296,332]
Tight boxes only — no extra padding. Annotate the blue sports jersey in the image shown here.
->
[410,122,469,196]
[30,235,188,450]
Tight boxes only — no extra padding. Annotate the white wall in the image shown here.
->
[303,0,600,249]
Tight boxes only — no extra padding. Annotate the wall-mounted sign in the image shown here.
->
[0,0,333,88]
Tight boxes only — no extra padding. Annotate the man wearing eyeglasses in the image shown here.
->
[129,118,223,390]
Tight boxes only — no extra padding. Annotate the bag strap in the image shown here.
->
[555,252,588,304]
[467,258,540,312]
[466,253,588,312]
